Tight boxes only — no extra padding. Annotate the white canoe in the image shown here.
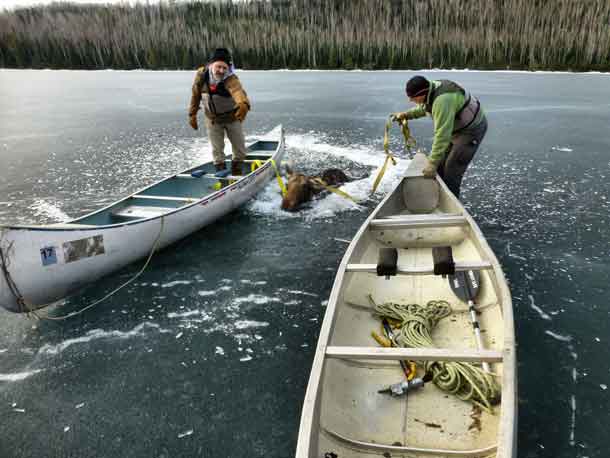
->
[296,153,516,458]
[0,125,284,313]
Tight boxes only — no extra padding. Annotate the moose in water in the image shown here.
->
[281,165,352,211]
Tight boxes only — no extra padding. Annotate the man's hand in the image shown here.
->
[391,112,414,123]
[189,115,198,130]
[390,112,407,123]
[422,162,437,178]
[235,103,249,122]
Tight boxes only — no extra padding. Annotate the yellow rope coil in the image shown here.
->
[370,295,501,412]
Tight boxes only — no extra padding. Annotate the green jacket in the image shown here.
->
[405,80,485,164]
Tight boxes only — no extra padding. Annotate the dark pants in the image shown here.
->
[437,117,488,198]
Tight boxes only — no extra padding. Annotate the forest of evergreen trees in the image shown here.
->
[1,0,609,71]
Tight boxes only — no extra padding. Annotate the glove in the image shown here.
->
[422,161,437,178]
[390,112,413,123]
[235,102,249,122]
[390,112,406,123]
[189,115,198,130]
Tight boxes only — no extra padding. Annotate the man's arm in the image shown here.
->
[405,104,427,120]
[224,75,250,121]
[428,95,456,164]
[392,104,426,123]
[188,67,205,117]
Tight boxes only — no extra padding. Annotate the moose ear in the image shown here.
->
[284,159,295,177]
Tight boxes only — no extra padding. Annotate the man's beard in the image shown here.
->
[211,70,226,82]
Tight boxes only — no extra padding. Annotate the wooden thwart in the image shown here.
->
[370,214,468,229]
[345,260,492,275]
[133,194,196,203]
[175,173,244,181]
[325,346,503,363]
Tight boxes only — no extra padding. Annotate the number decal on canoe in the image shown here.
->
[40,246,57,266]
[62,235,105,263]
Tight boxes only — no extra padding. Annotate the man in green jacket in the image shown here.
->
[392,76,487,198]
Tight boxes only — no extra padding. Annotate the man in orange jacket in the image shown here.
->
[188,48,251,176]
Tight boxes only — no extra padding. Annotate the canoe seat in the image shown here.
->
[111,206,170,221]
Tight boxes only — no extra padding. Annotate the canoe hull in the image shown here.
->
[0,127,284,312]
[296,153,516,458]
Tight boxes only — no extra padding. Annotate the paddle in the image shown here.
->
[448,270,491,373]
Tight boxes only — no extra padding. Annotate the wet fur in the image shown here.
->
[281,168,351,211]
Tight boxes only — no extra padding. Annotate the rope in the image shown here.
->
[310,177,358,203]
[269,159,287,197]
[371,116,417,195]
[398,118,417,154]
[0,239,30,315]
[250,159,264,172]
[370,295,501,413]
[0,217,166,321]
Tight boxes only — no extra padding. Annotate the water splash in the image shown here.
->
[247,131,411,220]
[30,199,70,223]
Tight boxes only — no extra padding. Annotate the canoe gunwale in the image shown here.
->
[325,346,504,363]
[0,162,273,231]
[0,128,284,231]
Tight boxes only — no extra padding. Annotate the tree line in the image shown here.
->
[1,0,609,71]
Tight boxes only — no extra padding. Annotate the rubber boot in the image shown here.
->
[215,162,226,172]
[231,161,243,176]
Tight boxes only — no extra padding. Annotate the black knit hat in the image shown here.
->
[406,76,430,97]
[208,48,232,65]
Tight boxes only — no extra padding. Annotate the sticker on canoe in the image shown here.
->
[63,235,105,263]
[40,246,57,266]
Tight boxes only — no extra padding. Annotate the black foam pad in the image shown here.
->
[377,248,398,277]
[432,246,455,276]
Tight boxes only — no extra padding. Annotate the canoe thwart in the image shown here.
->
[345,260,492,276]
[378,212,462,219]
[203,174,246,181]
[132,194,197,203]
[325,346,503,363]
[176,173,244,181]
[323,427,498,457]
[370,214,467,229]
